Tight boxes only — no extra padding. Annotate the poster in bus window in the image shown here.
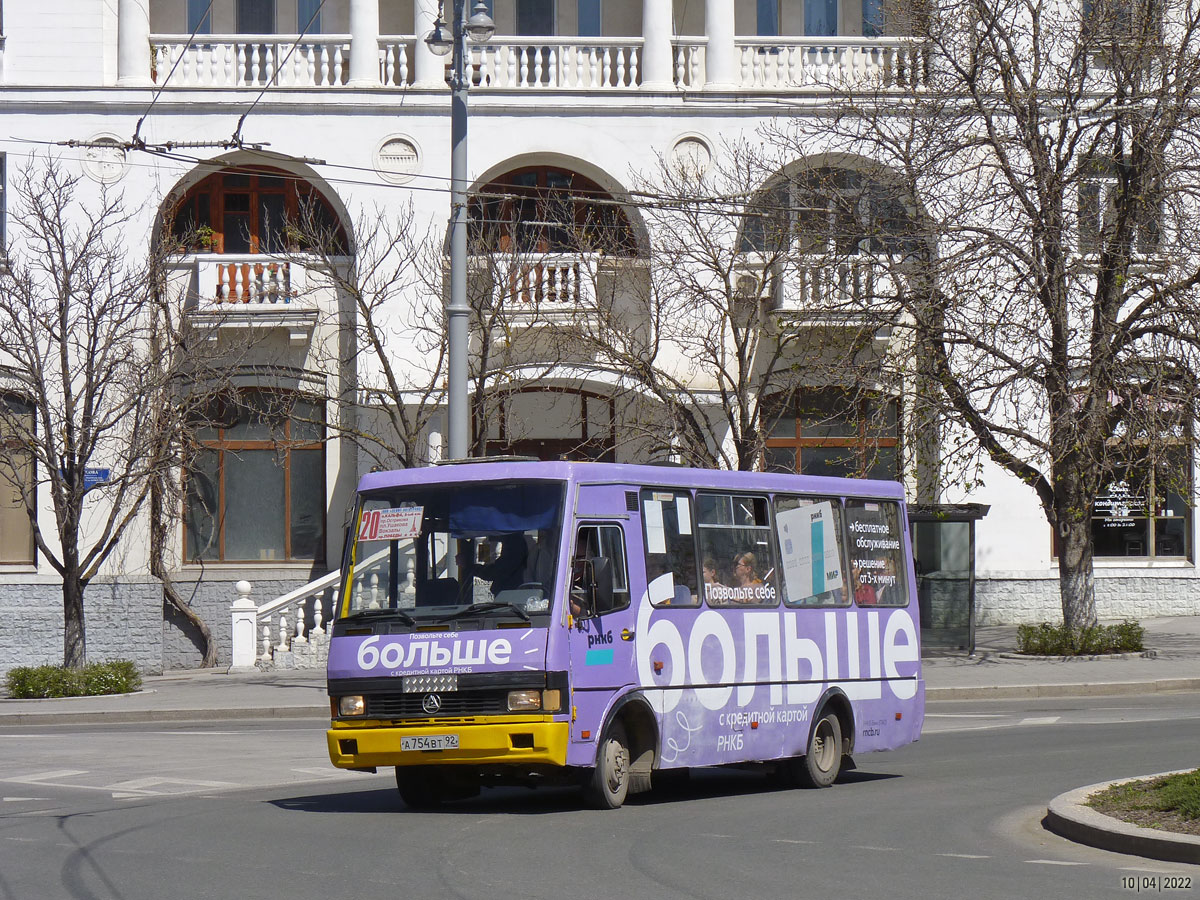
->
[358,506,424,542]
[776,502,843,603]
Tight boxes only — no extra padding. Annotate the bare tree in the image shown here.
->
[573,145,829,470]
[0,158,194,667]
[762,0,1200,629]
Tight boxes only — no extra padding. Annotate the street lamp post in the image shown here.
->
[426,0,494,461]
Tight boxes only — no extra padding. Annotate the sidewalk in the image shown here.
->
[2,617,1198,725]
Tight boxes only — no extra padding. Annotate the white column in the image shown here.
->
[230,581,259,670]
[703,0,737,89]
[117,0,153,87]
[641,0,674,90]
[413,0,446,88]
[347,0,381,87]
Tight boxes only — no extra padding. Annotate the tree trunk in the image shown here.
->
[62,576,87,669]
[1054,487,1099,632]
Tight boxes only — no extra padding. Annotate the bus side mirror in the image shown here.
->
[590,556,615,614]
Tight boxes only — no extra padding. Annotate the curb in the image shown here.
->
[0,706,329,727]
[927,678,1200,701]
[1046,774,1200,864]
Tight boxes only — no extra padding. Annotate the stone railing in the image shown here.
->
[148,33,928,93]
[193,256,307,309]
[231,544,412,670]
[775,256,905,320]
[150,35,351,88]
[468,38,642,89]
[736,37,930,89]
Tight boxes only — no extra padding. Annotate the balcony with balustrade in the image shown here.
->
[109,0,931,95]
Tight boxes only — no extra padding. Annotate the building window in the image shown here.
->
[237,0,277,33]
[758,0,781,36]
[0,394,35,565]
[170,166,346,255]
[1082,0,1160,43]
[186,0,212,33]
[484,389,616,461]
[806,0,839,36]
[741,167,919,257]
[1078,157,1162,257]
[517,0,555,35]
[469,166,637,256]
[298,0,321,32]
[1092,443,1192,559]
[185,389,325,563]
[764,388,900,480]
[578,0,602,36]
[0,153,6,253]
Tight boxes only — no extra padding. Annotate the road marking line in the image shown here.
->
[4,770,87,784]
[772,839,818,845]
[104,776,237,791]
[1026,859,1086,866]
[925,714,1007,719]
[851,846,900,852]
[936,853,990,859]
[3,797,48,802]
[1018,717,1061,726]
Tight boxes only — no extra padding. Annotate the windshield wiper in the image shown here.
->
[344,608,415,626]
[439,601,530,624]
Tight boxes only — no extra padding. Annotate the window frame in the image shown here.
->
[170,166,347,255]
[640,488,701,608]
[184,389,326,564]
[1077,157,1163,258]
[764,388,901,481]
[695,491,781,608]
[773,495,852,608]
[0,393,35,566]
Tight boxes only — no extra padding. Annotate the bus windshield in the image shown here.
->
[339,480,564,622]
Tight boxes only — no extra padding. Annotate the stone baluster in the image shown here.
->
[293,600,307,645]
[398,44,409,85]
[369,573,380,608]
[312,594,326,637]
[260,624,272,663]
[277,614,289,652]
[231,581,258,670]
[601,48,612,87]
[334,45,346,85]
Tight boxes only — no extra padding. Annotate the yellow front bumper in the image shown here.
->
[327,717,570,769]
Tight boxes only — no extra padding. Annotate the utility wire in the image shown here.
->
[230,0,329,148]
[131,0,218,149]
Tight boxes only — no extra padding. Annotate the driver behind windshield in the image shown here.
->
[476,533,528,596]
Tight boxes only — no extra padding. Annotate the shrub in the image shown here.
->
[1016,619,1144,656]
[4,660,142,698]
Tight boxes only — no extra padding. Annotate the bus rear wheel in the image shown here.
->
[795,712,843,788]
[583,720,631,809]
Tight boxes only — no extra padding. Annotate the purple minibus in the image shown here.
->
[326,460,923,808]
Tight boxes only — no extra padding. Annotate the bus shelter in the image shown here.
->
[909,504,990,656]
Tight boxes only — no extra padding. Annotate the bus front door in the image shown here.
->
[567,502,644,750]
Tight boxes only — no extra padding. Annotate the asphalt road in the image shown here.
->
[2,693,1198,900]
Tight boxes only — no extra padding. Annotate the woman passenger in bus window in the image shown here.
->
[703,557,725,588]
[733,552,763,587]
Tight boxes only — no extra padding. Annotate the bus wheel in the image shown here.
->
[796,712,843,788]
[396,766,443,809]
[584,720,631,809]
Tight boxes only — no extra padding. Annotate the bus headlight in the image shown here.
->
[338,695,366,716]
[507,690,541,711]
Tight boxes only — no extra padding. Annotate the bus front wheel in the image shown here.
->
[396,766,443,809]
[795,712,843,788]
[583,720,631,809]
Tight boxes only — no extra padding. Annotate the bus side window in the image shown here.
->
[640,490,700,607]
[774,495,850,608]
[844,499,909,608]
[572,524,630,616]
[695,493,779,607]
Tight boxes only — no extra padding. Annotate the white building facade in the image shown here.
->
[0,0,1196,674]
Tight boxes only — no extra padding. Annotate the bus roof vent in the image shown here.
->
[433,455,539,466]
[625,491,638,512]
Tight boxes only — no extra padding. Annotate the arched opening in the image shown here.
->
[169,165,349,255]
[468,165,638,257]
[481,386,617,462]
